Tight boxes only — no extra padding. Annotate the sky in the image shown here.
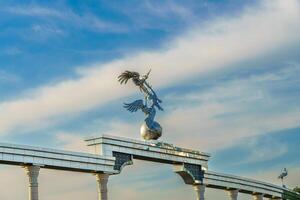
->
[0,0,299,199]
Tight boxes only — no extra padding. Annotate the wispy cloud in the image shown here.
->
[0,70,20,83]
[237,138,288,164]
[108,0,212,31]
[161,64,300,151]
[0,0,299,136]
[132,1,197,27]
[28,24,66,41]
[55,132,90,152]
[1,47,22,56]
[2,5,128,34]
[2,5,65,18]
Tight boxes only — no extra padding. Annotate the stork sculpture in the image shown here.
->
[118,70,163,140]
[278,168,288,187]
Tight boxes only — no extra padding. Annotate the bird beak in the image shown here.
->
[146,69,151,77]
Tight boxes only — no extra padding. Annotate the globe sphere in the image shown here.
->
[140,122,162,140]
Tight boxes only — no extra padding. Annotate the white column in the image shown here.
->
[193,184,205,200]
[228,189,239,200]
[253,194,264,200]
[95,173,109,200]
[24,165,40,200]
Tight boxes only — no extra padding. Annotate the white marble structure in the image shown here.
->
[85,135,298,200]
[24,165,40,200]
[203,171,284,199]
[85,134,210,169]
[0,142,116,173]
[0,135,299,200]
[0,142,116,200]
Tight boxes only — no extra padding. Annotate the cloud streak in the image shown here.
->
[2,5,128,33]
[161,65,300,151]
[0,70,20,84]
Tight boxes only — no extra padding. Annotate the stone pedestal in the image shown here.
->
[24,166,40,200]
[95,173,109,200]
[228,189,239,200]
[193,184,205,200]
[253,194,264,200]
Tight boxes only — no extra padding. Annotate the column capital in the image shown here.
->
[228,189,239,200]
[95,173,109,182]
[253,194,264,200]
[112,152,133,172]
[174,163,204,185]
[193,184,205,200]
[24,165,40,187]
[193,184,205,191]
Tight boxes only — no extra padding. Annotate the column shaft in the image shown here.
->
[228,189,239,200]
[24,166,40,200]
[193,184,205,200]
[95,173,109,200]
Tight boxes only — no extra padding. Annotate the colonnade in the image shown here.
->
[22,166,283,200]
[192,184,282,200]
[22,165,111,200]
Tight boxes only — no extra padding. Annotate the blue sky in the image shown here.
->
[0,0,299,199]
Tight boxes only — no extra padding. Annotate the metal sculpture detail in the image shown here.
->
[118,70,163,140]
[278,168,288,187]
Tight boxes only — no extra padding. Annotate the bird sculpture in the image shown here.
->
[118,69,163,140]
[278,168,288,187]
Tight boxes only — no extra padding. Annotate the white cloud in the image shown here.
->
[141,1,196,21]
[161,65,300,151]
[55,132,91,152]
[2,5,65,18]
[161,103,300,151]
[0,0,299,136]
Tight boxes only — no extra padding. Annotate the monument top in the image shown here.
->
[118,70,163,140]
[85,134,210,170]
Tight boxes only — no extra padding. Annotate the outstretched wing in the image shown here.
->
[123,99,145,112]
[118,71,140,84]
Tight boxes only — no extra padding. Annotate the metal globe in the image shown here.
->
[140,122,162,140]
